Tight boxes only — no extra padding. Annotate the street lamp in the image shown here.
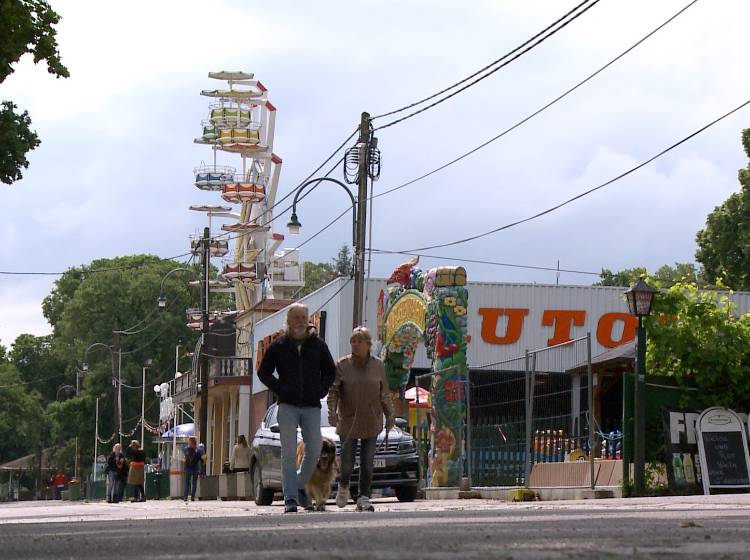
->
[624,278,657,496]
[157,267,198,309]
[286,176,361,327]
[141,358,153,447]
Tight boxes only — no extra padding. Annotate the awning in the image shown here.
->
[567,341,635,374]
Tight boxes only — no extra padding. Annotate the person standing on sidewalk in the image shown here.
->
[105,443,124,503]
[52,469,68,500]
[183,436,204,501]
[230,435,251,473]
[257,303,336,513]
[327,326,395,512]
[126,440,147,502]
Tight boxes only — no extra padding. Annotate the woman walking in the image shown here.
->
[126,440,147,502]
[327,326,395,512]
[230,435,251,473]
[105,443,124,503]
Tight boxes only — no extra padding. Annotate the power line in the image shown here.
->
[397,96,750,253]
[282,0,701,251]
[0,372,68,389]
[373,0,596,121]
[373,0,601,131]
[265,129,357,214]
[371,0,700,203]
[368,249,601,276]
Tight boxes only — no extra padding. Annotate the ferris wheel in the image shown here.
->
[191,71,285,315]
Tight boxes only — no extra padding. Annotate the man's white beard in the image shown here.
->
[289,325,307,340]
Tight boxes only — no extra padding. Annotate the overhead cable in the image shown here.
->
[397,96,750,253]
[368,249,601,276]
[371,0,700,203]
[374,0,601,131]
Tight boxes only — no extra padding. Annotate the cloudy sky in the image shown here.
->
[2,0,749,347]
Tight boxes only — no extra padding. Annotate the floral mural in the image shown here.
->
[378,257,468,487]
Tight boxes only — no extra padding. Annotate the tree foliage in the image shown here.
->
[596,263,703,288]
[299,245,353,297]
[646,281,750,409]
[1,0,69,184]
[695,129,750,290]
[0,361,45,464]
[9,333,65,405]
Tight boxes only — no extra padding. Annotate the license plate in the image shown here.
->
[356,458,386,469]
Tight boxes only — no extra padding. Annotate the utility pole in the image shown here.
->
[352,111,370,328]
[93,397,99,482]
[199,226,210,473]
[111,327,121,446]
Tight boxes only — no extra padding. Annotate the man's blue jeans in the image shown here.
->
[278,403,322,502]
[184,469,199,499]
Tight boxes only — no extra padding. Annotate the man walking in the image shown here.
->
[258,303,336,513]
[183,436,204,502]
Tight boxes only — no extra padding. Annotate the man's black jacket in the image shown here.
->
[257,333,336,408]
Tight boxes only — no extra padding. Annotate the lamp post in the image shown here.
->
[624,278,657,496]
[141,359,153,447]
[156,262,208,475]
[83,342,119,444]
[287,112,378,329]
[287,177,359,326]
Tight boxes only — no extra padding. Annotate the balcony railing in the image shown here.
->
[210,357,251,378]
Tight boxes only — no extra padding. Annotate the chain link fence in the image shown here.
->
[416,334,599,489]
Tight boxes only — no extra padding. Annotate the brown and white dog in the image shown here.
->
[296,437,337,511]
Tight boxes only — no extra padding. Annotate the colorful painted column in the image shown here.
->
[423,266,468,487]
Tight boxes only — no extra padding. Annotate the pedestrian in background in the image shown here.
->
[183,436,204,501]
[52,469,68,500]
[105,443,123,503]
[126,440,147,502]
[257,303,336,513]
[230,434,251,473]
[328,326,395,512]
[116,448,128,502]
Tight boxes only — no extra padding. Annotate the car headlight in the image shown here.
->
[398,440,417,454]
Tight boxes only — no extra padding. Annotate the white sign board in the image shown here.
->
[696,407,750,495]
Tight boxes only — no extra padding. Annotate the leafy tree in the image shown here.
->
[1,0,69,184]
[9,333,66,405]
[300,261,335,297]
[646,281,750,409]
[596,263,704,288]
[299,245,353,297]
[596,267,647,287]
[42,255,206,465]
[0,362,45,464]
[332,244,353,277]
[695,129,750,290]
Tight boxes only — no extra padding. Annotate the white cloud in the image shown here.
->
[2,0,750,341]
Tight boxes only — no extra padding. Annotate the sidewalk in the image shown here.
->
[2,493,750,525]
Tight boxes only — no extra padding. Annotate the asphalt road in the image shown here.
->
[2,496,750,559]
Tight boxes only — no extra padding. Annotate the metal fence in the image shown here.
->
[417,334,596,489]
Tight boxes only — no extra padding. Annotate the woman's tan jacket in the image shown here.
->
[327,355,395,440]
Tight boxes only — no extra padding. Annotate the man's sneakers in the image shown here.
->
[284,498,298,513]
[355,495,374,512]
[335,483,349,508]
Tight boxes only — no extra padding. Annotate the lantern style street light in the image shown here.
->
[624,278,657,496]
[286,177,361,327]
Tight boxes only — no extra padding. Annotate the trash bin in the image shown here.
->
[68,481,81,501]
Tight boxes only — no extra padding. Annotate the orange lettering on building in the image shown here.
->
[542,310,586,346]
[478,308,529,344]
[596,312,638,348]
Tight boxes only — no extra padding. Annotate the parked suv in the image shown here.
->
[250,400,420,505]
